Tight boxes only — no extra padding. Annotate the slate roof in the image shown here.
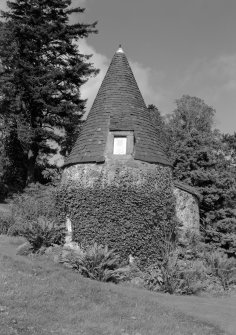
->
[174,181,202,202]
[64,47,172,167]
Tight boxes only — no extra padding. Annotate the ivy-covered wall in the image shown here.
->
[58,160,177,265]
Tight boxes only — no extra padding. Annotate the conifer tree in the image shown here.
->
[0,0,98,185]
[165,95,236,255]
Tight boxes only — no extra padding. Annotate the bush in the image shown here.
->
[61,243,128,283]
[11,183,58,223]
[0,215,14,235]
[144,241,207,295]
[143,236,236,295]
[0,181,8,201]
[205,250,236,290]
[17,216,65,252]
[6,183,65,246]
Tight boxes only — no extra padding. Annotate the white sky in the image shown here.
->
[1,0,236,134]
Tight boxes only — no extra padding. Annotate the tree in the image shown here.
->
[166,95,215,134]
[166,95,236,256]
[222,133,236,167]
[0,0,98,186]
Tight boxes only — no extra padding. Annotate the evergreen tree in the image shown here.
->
[0,0,98,185]
[166,95,236,255]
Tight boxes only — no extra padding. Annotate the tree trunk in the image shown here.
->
[26,148,37,185]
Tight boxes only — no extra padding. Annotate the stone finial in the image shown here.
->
[116,44,124,53]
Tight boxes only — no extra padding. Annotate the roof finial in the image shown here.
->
[116,44,124,53]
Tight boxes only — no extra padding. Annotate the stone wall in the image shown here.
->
[174,187,200,232]
[61,161,200,247]
[62,159,172,190]
[59,160,176,265]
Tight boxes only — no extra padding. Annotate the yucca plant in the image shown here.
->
[62,243,128,283]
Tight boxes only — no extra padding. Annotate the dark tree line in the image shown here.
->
[0,0,98,193]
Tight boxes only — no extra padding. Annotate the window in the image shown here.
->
[106,130,134,157]
[113,137,127,155]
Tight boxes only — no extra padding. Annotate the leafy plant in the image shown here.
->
[144,245,207,295]
[62,243,128,283]
[0,215,14,235]
[12,183,58,222]
[205,250,236,290]
[18,216,65,252]
[176,259,207,295]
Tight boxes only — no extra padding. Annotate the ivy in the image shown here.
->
[57,164,177,266]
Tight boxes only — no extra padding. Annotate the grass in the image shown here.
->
[0,202,11,214]
[0,236,234,335]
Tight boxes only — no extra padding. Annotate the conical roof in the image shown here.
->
[64,47,171,167]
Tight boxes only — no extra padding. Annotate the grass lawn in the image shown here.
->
[0,203,11,214]
[0,236,234,335]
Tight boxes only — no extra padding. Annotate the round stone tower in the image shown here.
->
[60,46,196,264]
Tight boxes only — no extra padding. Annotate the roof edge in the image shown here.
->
[174,180,202,201]
[134,156,173,167]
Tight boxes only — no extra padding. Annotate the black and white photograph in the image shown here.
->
[0,1,236,334]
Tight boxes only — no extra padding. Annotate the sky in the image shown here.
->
[1,0,236,134]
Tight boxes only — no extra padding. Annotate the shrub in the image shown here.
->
[176,259,207,295]
[61,243,128,283]
[6,183,64,240]
[0,215,14,235]
[0,181,8,201]
[144,243,207,295]
[11,183,58,223]
[205,250,236,290]
[17,216,65,252]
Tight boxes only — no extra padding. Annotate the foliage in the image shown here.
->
[17,216,65,252]
[222,132,236,166]
[143,232,236,294]
[41,167,62,186]
[178,229,211,260]
[61,243,128,283]
[0,128,27,196]
[165,95,215,138]
[144,245,207,295]
[165,95,236,255]
[5,183,66,251]
[0,215,14,235]
[205,250,236,290]
[0,0,98,187]
[6,183,64,246]
[11,183,59,222]
[57,164,177,266]
[143,234,236,294]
